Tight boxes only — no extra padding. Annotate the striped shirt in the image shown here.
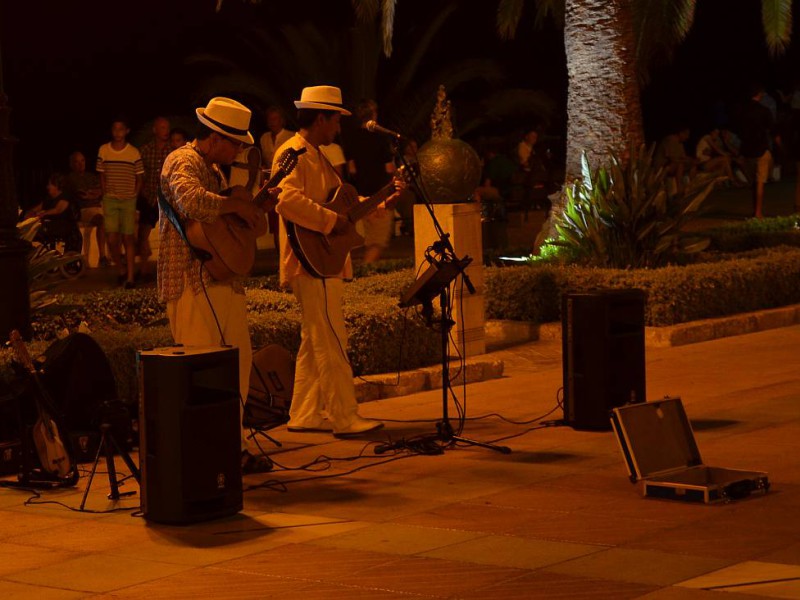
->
[157,144,244,303]
[96,143,144,199]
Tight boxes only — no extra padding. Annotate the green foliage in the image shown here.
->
[346,269,417,299]
[485,246,800,327]
[7,276,440,405]
[484,265,561,322]
[761,0,794,56]
[546,146,720,269]
[352,257,416,278]
[705,214,800,252]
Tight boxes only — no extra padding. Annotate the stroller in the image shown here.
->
[18,216,85,279]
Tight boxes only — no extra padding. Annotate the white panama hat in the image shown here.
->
[195,97,254,144]
[294,85,352,116]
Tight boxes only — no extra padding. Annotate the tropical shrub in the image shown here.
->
[544,146,721,268]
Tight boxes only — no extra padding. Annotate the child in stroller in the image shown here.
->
[22,173,84,277]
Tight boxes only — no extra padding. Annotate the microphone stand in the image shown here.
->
[375,139,510,455]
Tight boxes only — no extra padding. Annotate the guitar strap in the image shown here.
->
[157,186,213,263]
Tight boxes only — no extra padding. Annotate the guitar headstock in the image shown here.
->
[8,330,35,373]
[273,147,308,181]
[393,164,415,190]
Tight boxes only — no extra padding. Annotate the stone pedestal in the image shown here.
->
[413,203,485,356]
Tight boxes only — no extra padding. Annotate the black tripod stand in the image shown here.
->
[79,421,140,510]
[374,139,511,455]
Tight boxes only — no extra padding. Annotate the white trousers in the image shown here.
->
[290,275,358,430]
[167,284,251,450]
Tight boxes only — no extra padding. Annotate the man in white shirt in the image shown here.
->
[273,86,403,437]
[259,106,294,169]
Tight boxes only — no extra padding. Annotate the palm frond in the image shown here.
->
[532,0,565,28]
[762,0,793,56]
[381,0,397,56]
[351,0,380,22]
[496,0,525,40]
[388,1,458,99]
[633,0,696,81]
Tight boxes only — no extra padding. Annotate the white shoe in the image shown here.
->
[333,416,384,437]
[287,417,333,433]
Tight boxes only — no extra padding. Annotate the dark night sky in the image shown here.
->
[2,0,798,204]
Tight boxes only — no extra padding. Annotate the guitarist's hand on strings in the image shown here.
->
[221,196,262,230]
[331,213,350,234]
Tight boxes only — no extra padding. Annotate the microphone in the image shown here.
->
[365,120,406,140]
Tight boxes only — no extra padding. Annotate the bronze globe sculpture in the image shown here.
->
[416,85,481,204]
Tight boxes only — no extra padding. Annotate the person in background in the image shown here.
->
[137,116,171,282]
[259,105,294,169]
[25,173,82,253]
[169,127,189,150]
[96,117,143,288]
[64,151,108,266]
[259,105,294,253]
[345,98,396,263]
[320,134,346,178]
[738,84,774,218]
[654,124,697,194]
[695,127,737,183]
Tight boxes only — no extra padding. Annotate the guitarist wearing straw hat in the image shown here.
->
[157,97,279,474]
[273,85,405,437]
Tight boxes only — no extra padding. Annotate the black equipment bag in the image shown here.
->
[244,344,294,430]
[38,333,131,445]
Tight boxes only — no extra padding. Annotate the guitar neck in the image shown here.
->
[252,147,307,210]
[347,182,395,224]
[252,169,284,209]
[9,331,51,422]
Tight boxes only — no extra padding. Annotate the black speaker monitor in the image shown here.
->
[137,345,242,524]
[562,289,646,431]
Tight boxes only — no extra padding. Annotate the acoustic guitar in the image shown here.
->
[8,330,74,481]
[285,169,407,278]
[186,146,306,281]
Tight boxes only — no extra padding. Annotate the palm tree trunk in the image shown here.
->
[544,0,644,240]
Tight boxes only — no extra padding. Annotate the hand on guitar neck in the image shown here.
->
[330,175,405,234]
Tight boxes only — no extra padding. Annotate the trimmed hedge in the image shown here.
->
[706,215,800,252]
[485,246,800,326]
[6,245,800,406]
[1,281,439,406]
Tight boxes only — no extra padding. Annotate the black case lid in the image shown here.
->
[611,397,703,482]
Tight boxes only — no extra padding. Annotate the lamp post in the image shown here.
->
[0,14,32,340]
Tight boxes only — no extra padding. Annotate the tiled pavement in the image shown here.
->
[2,324,800,598]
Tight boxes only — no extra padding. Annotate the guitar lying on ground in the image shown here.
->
[285,168,408,278]
[8,330,77,486]
[186,146,306,281]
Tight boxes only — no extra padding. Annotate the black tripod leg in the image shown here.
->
[106,431,140,484]
[101,425,121,500]
[100,424,136,499]
[80,429,106,510]
[450,434,511,454]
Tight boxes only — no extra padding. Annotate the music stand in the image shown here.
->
[378,234,510,454]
